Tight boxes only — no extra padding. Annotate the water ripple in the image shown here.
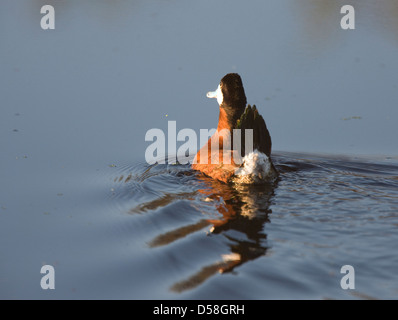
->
[106,152,398,298]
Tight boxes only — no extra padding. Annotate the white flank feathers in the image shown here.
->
[233,150,277,184]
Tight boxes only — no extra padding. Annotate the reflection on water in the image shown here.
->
[169,177,276,292]
[110,152,398,298]
[121,163,277,292]
[11,0,398,48]
[296,0,398,44]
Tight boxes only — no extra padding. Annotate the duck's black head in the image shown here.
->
[207,73,247,128]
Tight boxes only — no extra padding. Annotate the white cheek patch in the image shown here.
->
[216,85,224,105]
[206,85,223,105]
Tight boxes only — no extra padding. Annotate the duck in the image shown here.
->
[192,73,278,184]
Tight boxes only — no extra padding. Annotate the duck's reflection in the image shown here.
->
[143,174,278,293]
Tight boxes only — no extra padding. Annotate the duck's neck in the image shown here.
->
[217,104,245,132]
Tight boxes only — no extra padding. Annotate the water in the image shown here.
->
[3,152,398,299]
[1,0,398,299]
[106,152,398,299]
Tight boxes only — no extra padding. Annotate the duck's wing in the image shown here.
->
[236,105,272,157]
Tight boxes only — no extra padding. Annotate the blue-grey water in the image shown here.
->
[1,0,398,299]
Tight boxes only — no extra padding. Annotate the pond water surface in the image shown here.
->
[1,0,398,299]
